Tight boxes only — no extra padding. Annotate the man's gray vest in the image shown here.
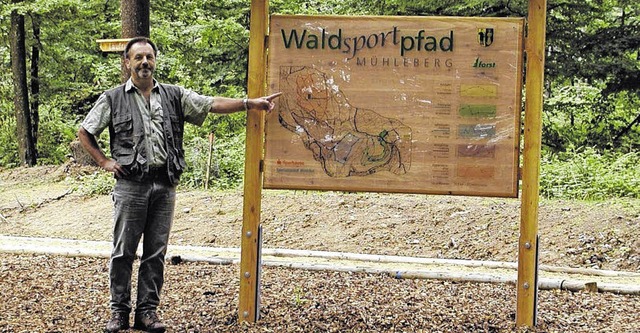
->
[105,83,186,185]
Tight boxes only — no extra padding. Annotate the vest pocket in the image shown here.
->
[116,151,136,166]
[113,115,133,133]
[112,115,134,148]
[169,115,184,149]
[169,115,183,134]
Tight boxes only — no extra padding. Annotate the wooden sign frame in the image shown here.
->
[241,0,546,328]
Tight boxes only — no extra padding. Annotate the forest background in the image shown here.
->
[1,0,639,199]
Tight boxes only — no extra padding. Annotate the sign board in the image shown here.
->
[96,38,132,53]
[264,15,524,197]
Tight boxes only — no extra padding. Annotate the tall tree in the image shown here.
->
[121,0,149,37]
[10,0,36,166]
[30,13,40,152]
[120,0,149,82]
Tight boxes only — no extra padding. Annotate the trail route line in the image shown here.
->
[277,66,412,178]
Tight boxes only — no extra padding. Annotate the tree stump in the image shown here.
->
[69,140,97,166]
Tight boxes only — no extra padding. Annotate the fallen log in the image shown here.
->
[2,236,639,295]
[263,248,640,278]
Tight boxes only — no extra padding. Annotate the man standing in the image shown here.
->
[78,37,280,333]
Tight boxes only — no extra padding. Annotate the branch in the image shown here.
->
[14,196,24,211]
[222,31,246,50]
[613,112,640,144]
[506,0,525,17]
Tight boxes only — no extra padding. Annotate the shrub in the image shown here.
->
[180,130,246,190]
[540,148,640,200]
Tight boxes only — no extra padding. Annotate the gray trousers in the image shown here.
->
[110,177,176,314]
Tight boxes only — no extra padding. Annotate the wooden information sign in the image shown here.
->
[264,15,525,197]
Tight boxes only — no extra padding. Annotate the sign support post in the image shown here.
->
[239,0,268,323]
[517,0,547,327]
[241,0,547,327]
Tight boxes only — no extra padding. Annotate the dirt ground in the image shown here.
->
[1,164,639,332]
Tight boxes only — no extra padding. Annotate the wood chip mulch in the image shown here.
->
[1,253,638,332]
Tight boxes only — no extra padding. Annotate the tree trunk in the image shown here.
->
[30,14,40,151]
[120,0,150,82]
[10,1,37,166]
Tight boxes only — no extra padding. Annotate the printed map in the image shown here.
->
[277,66,412,178]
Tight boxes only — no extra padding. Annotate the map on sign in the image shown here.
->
[277,66,412,178]
[264,15,525,197]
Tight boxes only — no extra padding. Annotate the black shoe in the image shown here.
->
[133,311,166,333]
[105,312,129,333]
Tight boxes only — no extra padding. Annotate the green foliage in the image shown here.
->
[67,170,116,196]
[1,0,120,167]
[543,81,640,152]
[271,0,358,15]
[542,0,640,152]
[546,0,640,94]
[180,124,247,190]
[151,0,250,96]
[0,111,18,167]
[0,35,17,167]
[540,148,640,200]
[10,0,121,102]
[35,104,81,164]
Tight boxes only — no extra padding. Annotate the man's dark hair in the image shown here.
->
[124,37,157,59]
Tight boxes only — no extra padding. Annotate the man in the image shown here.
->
[78,37,280,333]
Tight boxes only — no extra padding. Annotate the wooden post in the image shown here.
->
[205,132,214,190]
[239,0,268,323]
[517,0,547,327]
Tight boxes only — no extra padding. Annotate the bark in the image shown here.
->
[30,14,40,150]
[121,0,150,38]
[10,2,37,166]
[69,140,98,166]
[120,0,150,82]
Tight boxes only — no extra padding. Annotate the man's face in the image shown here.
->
[125,42,156,81]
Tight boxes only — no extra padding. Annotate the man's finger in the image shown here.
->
[265,92,283,101]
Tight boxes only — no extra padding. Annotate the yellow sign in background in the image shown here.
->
[264,15,524,197]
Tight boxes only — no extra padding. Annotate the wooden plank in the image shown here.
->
[239,0,268,323]
[96,38,131,53]
[517,0,547,327]
[264,15,525,197]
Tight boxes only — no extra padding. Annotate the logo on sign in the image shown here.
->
[477,28,494,47]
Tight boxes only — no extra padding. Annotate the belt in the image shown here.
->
[145,166,169,182]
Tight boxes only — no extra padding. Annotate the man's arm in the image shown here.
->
[210,92,282,114]
[77,127,129,178]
